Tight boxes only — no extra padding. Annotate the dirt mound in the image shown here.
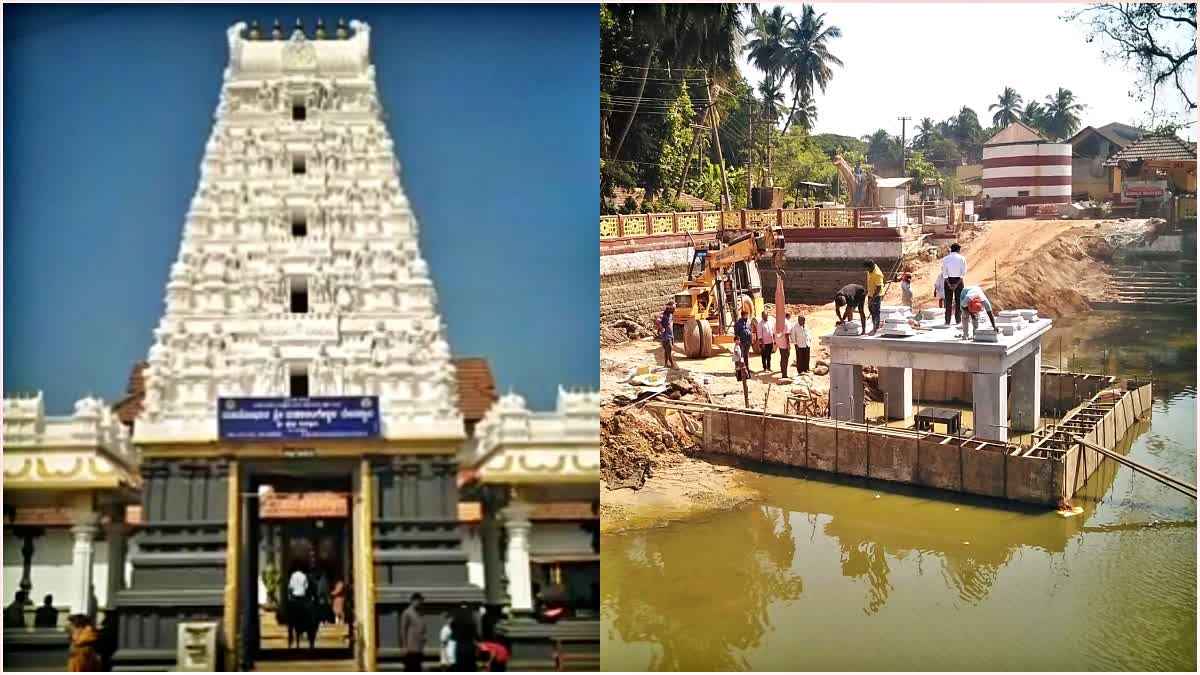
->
[601,407,692,490]
[982,227,1113,317]
[601,315,656,347]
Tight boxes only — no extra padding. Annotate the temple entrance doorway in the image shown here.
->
[238,460,358,669]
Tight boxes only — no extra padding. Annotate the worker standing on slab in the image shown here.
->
[941,243,967,325]
[864,260,884,334]
[899,272,913,309]
[775,312,792,378]
[757,309,775,372]
[659,302,676,369]
[958,285,997,339]
[790,315,811,374]
[734,309,753,373]
[834,283,868,335]
[934,271,945,308]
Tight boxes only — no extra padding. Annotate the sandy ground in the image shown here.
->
[600,217,1147,531]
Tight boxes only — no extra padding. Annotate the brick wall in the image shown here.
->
[600,264,688,325]
[761,257,901,305]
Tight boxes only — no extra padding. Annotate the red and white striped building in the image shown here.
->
[981,122,1072,218]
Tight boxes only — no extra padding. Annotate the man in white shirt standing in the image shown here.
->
[757,310,775,372]
[940,242,968,325]
[287,567,310,649]
[789,315,811,374]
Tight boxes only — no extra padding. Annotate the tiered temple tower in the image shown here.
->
[113,20,482,671]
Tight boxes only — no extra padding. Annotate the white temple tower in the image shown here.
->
[134,18,462,443]
[113,21,484,671]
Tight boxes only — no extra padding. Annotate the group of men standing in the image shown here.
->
[733,307,810,379]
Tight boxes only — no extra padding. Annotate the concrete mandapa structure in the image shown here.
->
[821,314,1051,441]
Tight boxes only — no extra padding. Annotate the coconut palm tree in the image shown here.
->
[1020,101,1049,136]
[789,94,818,132]
[914,117,936,150]
[954,107,983,145]
[779,4,843,134]
[1042,87,1085,141]
[744,5,790,80]
[608,5,742,163]
[988,86,1023,127]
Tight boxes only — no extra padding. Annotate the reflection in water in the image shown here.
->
[603,313,1196,671]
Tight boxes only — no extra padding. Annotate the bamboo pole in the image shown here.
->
[1072,436,1196,498]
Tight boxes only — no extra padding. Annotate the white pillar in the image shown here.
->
[501,500,534,613]
[878,366,913,420]
[1010,347,1042,432]
[830,363,864,422]
[972,371,1008,441]
[70,516,99,616]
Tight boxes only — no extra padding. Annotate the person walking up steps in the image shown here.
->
[941,243,967,325]
[757,310,775,371]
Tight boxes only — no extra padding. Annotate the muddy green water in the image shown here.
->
[602,311,1197,671]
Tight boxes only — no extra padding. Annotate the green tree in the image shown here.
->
[907,151,939,190]
[779,4,843,134]
[1065,3,1196,123]
[989,86,1023,127]
[927,137,961,168]
[863,128,900,166]
[913,117,936,150]
[1042,87,1085,140]
[789,94,818,132]
[1020,100,1050,136]
[656,89,700,198]
[940,172,967,201]
[774,127,836,202]
[744,6,791,80]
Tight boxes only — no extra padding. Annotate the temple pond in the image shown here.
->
[601,310,1196,671]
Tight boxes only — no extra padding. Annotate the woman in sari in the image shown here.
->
[67,614,100,672]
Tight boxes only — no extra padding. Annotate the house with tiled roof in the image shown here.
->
[1068,123,1143,200]
[1103,133,1197,203]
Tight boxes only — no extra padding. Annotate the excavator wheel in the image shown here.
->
[683,319,714,359]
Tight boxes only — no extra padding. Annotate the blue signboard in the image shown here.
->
[218,397,381,441]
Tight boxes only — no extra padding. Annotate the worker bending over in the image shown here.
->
[833,283,868,335]
[959,285,997,339]
[864,260,884,334]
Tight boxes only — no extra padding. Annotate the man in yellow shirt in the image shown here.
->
[863,259,884,335]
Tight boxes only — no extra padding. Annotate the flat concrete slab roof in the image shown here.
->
[819,318,1053,373]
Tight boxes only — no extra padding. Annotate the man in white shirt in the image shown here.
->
[757,310,775,371]
[940,242,968,325]
[789,315,811,374]
[287,568,310,649]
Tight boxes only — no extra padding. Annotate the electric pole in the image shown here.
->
[746,97,754,209]
[898,116,911,175]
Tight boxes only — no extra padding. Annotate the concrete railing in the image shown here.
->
[600,203,956,241]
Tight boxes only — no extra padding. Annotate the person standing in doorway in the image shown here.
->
[776,312,793,378]
[864,260,884,334]
[757,310,775,371]
[401,593,426,672]
[286,566,309,649]
[734,309,753,372]
[790,316,811,374]
[659,302,676,369]
[941,243,967,325]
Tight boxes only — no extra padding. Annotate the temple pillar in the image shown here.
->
[878,366,913,420]
[16,527,41,601]
[830,363,864,422]
[1010,347,1042,433]
[104,519,128,609]
[501,499,533,614]
[70,515,99,616]
[972,371,1009,441]
[481,489,506,607]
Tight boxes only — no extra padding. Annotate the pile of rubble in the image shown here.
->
[601,372,709,491]
[600,315,656,347]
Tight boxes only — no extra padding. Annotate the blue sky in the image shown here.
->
[3,4,599,414]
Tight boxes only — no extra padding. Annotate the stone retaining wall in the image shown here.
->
[760,258,902,305]
[600,264,688,326]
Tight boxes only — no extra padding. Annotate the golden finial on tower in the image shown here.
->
[271,18,284,40]
[247,19,261,40]
[315,17,327,39]
[294,17,304,37]
[336,17,349,39]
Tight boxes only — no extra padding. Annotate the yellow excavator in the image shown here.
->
[671,226,785,358]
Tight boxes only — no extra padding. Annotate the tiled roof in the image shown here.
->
[109,356,498,425]
[453,357,497,423]
[984,121,1048,146]
[112,361,147,426]
[1105,134,1197,166]
[1069,125,1131,151]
